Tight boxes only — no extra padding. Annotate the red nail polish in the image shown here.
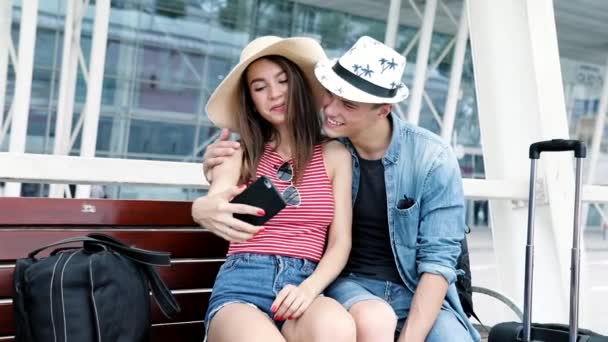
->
[275,316,283,321]
[271,306,277,313]
[257,210,265,216]
[288,316,293,320]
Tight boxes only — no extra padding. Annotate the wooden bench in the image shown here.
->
[0,197,228,341]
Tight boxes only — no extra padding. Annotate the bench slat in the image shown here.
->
[157,262,221,293]
[151,322,205,342]
[0,198,195,226]
[0,262,222,298]
[151,291,210,324]
[0,230,228,262]
[0,322,206,342]
[0,292,211,336]
[0,268,10,299]
[0,303,14,336]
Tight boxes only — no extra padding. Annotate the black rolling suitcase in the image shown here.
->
[489,139,608,342]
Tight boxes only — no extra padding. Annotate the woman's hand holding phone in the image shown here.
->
[192,185,265,243]
[229,176,286,226]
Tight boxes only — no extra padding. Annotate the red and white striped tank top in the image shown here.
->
[227,143,334,262]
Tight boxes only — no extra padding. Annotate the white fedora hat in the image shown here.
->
[206,36,327,131]
[315,36,409,104]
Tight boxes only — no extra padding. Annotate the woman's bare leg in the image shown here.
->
[208,303,285,342]
[282,296,356,342]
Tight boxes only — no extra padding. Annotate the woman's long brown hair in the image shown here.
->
[235,55,322,185]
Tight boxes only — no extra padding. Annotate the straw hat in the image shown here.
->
[315,36,409,104]
[206,36,327,131]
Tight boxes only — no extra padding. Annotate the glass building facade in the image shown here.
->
[2,0,480,196]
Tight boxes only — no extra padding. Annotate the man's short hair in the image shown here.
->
[372,103,388,109]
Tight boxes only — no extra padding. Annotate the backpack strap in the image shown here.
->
[86,233,181,318]
[85,233,171,266]
[27,233,180,318]
[28,234,171,266]
[142,264,181,318]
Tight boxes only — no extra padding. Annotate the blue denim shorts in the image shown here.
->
[326,272,412,335]
[326,273,472,341]
[204,253,317,336]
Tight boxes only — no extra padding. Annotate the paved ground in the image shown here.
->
[468,227,608,337]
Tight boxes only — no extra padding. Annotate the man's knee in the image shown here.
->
[425,309,471,342]
[311,310,356,341]
[350,300,397,337]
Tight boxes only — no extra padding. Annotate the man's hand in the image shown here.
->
[192,185,264,242]
[397,273,448,342]
[203,128,241,182]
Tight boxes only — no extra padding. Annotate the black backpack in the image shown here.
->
[455,228,478,321]
[13,233,180,342]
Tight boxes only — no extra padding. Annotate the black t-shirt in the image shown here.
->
[343,156,403,284]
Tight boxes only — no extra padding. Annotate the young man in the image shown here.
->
[198,36,480,342]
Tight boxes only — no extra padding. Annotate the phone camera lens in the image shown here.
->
[264,178,271,188]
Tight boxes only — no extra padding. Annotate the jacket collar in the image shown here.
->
[383,112,403,164]
[339,112,402,164]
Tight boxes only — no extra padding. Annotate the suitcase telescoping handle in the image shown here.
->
[529,139,587,159]
[523,139,586,342]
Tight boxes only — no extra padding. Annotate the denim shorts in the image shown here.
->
[326,272,412,335]
[326,273,471,341]
[204,253,317,337]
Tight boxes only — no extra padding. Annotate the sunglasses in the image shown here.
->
[276,162,301,207]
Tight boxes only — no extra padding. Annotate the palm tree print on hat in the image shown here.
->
[352,64,374,78]
[379,57,397,74]
[360,65,373,78]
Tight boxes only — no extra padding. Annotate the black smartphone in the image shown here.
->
[230,176,286,226]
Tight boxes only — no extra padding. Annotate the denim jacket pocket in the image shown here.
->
[392,200,420,248]
[394,199,419,216]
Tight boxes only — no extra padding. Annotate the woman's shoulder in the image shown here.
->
[321,139,349,158]
[320,139,351,178]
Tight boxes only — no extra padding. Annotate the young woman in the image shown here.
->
[191,36,355,342]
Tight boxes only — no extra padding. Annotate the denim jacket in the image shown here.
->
[339,113,480,341]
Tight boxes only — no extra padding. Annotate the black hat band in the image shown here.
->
[331,62,398,98]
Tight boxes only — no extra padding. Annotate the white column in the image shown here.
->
[0,0,13,133]
[586,56,608,186]
[107,31,137,160]
[384,0,402,48]
[441,2,468,142]
[6,0,38,197]
[76,0,110,199]
[581,57,608,232]
[407,0,437,125]
[49,0,84,198]
[468,0,590,326]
